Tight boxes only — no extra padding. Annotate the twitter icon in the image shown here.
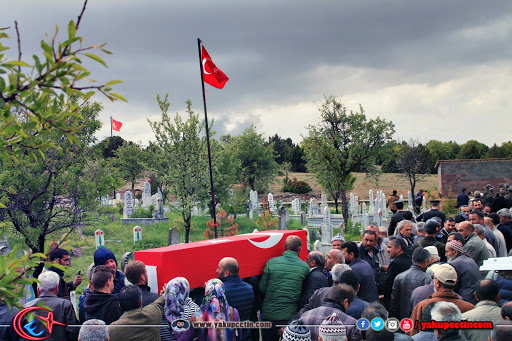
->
[356,318,370,331]
[371,317,384,331]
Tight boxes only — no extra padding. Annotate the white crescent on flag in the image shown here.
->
[202,58,211,75]
[248,233,284,249]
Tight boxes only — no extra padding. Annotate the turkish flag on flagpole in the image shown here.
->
[201,46,229,89]
[112,119,122,132]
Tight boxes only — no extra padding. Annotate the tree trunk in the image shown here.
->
[183,211,191,243]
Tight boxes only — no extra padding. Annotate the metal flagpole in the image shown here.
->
[197,38,218,238]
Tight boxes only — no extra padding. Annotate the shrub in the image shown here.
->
[131,205,155,218]
[256,210,278,230]
[282,177,312,194]
[204,209,239,239]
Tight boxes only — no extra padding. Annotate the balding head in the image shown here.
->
[456,221,474,239]
[216,257,239,280]
[306,251,325,269]
[484,216,495,229]
[285,235,302,253]
[325,249,345,271]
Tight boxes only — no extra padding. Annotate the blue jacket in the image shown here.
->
[350,257,379,303]
[223,275,254,341]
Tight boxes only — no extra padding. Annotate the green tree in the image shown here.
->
[230,125,279,192]
[93,136,126,159]
[148,94,209,243]
[302,96,394,221]
[0,0,125,162]
[114,141,146,189]
[457,140,489,159]
[0,101,105,254]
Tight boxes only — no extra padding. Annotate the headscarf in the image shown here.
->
[164,277,191,324]
[196,278,235,340]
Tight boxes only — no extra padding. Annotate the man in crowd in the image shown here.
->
[390,247,432,319]
[366,224,390,275]
[485,214,508,257]
[48,248,83,299]
[419,199,446,224]
[358,230,381,286]
[437,217,456,244]
[497,208,512,252]
[460,205,471,217]
[325,249,345,286]
[474,224,496,258]
[460,279,502,341]
[124,260,159,307]
[473,198,484,211]
[445,240,481,305]
[83,265,123,324]
[341,241,378,303]
[299,251,328,309]
[491,321,512,341]
[79,320,109,341]
[380,236,412,309]
[469,210,499,255]
[387,190,400,214]
[259,235,309,341]
[457,188,470,207]
[24,271,79,341]
[93,247,126,294]
[331,234,345,250]
[415,189,424,213]
[492,189,509,213]
[430,302,465,341]
[396,220,415,254]
[108,285,165,341]
[409,264,474,336]
[299,284,361,341]
[388,198,406,236]
[318,314,347,341]
[457,221,488,266]
[412,219,447,262]
[217,257,254,341]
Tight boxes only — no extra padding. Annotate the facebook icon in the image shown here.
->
[356,318,370,331]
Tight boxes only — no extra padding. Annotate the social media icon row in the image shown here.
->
[356,318,413,332]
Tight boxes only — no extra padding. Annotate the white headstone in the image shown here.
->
[355,196,360,214]
[116,192,121,201]
[323,206,332,241]
[311,198,319,215]
[407,191,414,212]
[268,193,276,213]
[292,198,301,214]
[362,202,368,228]
[95,229,105,249]
[133,226,142,243]
[142,182,151,208]
[378,209,383,226]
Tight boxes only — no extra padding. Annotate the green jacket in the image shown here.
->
[259,250,310,320]
[108,295,164,341]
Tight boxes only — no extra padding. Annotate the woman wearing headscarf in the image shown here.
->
[178,278,241,341]
[161,277,199,341]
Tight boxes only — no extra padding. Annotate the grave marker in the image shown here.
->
[95,229,104,249]
[133,226,142,243]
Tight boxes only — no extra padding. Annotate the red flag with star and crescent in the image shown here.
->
[112,119,122,132]
[201,46,229,89]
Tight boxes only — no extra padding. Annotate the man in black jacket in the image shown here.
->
[380,236,412,309]
[358,230,381,286]
[83,265,123,324]
[299,251,328,309]
[124,260,159,307]
[48,248,83,299]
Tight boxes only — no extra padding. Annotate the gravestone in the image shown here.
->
[95,229,105,249]
[355,196,360,214]
[320,192,327,213]
[323,206,332,242]
[314,240,321,251]
[378,209,384,226]
[116,193,121,201]
[362,202,368,229]
[268,193,276,213]
[124,191,134,218]
[301,212,307,226]
[133,226,142,243]
[311,198,319,216]
[292,198,301,214]
[121,252,134,273]
[168,228,180,245]
[142,182,151,207]
[278,206,288,230]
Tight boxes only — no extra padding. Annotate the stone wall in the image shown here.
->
[437,158,512,196]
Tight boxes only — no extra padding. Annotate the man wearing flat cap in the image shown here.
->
[409,263,474,336]
[388,198,406,236]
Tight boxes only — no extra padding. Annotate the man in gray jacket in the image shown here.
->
[457,221,488,266]
[390,247,432,319]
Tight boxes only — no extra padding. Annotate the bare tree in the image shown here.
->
[395,139,431,196]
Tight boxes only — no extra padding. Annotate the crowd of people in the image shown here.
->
[3,186,512,341]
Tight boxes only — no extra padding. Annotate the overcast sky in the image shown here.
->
[4,0,512,147]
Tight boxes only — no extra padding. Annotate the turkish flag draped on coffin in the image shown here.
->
[134,230,307,290]
[201,46,229,89]
[112,119,122,132]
